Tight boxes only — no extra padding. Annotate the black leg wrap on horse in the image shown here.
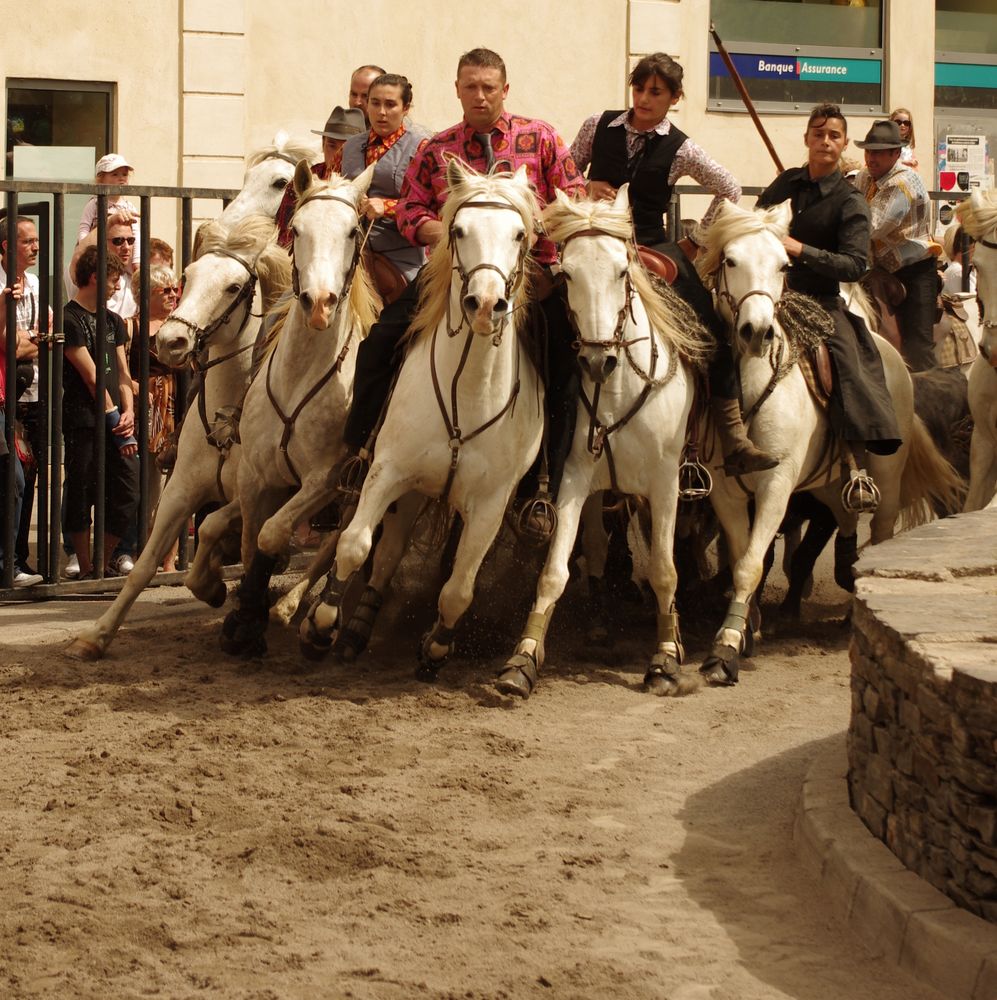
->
[496,650,540,699]
[220,607,269,658]
[236,551,279,615]
[700,642,740,685]
[416,620,458,681]
[340,586,384,661]
[834,532,859,592]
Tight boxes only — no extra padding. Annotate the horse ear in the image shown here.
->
[554,187,573,209]
[293,158,313,199]
[613,183,630,213]
[511,164,530,188]
[272,128,289,150]
[446,155,469,191]
[766,199,793,238]
[351,162,376,199]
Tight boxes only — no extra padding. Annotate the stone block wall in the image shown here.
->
[848,510,997,922]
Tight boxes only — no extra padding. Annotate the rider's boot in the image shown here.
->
[711,396,778,476]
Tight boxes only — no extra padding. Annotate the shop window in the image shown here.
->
[709,0,883,112]
[5,79,114,178]
[935,1,997,112]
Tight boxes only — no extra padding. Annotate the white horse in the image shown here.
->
[957,191,997,511]
[65,215,291,660]
[496,186,711,699]
[217,132,316,229]
[695,199,962,685]
[300,160,544,674]
[191,163,377,658]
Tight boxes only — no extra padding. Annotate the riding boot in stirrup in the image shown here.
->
[711,397,778,476]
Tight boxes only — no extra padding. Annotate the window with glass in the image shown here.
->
[5,80,113,178]
[709,0,883,112]
[935,1,997,112]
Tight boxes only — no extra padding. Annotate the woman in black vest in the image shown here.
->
[570,53,774,475]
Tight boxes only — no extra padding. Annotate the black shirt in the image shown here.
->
[756,167,870,300]
[63,300,127,429]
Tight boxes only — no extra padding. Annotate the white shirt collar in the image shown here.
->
[608,111,672,137]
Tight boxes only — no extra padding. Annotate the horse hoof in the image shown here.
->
[206,582,227,609]
[220,609,268,658]
[495,651,539,700]
[298,617,333,662]
[644,673,678,696]
[64,637,102,662]
[700,643,739,686]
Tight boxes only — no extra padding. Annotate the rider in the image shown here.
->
[756,103,902,505]
[342,47,585,501]
[569,52,773,477]
[340,73,429,286]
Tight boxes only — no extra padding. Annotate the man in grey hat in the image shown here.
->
[275,105,365,248]
[854,119,938,371]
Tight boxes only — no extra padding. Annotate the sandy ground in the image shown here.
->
[0,535,944,1000]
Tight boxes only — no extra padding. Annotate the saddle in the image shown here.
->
[636,245,678,286]
[363,248,408,307]
[798,341,833,408]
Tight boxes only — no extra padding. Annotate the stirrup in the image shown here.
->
[336,451,369,503]
[510,482,558,547]
[841,469,880,514]
[678,447,713,501]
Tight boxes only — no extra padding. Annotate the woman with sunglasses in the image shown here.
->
[889,108,918,168]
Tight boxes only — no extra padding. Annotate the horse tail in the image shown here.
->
[898,414,967,529]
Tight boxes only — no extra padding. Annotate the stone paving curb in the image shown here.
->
[795,733,997,1000]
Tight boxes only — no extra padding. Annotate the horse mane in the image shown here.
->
[245,136,316,171]
[956,190,997,241]
[194,213,292,313]
[293,174,378,336]
[696,200,789,291]
[405,168,539,345]
[543,194,713,367]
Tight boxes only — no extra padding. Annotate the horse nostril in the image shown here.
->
[300,291,313,312]
[494,297,509,314]
[463,295,480,314]
[764,326,775,341]
[738,323,753,342]
[603,354,618,375]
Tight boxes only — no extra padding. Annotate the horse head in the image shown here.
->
[704,200,791,358]
[957,190,997,368]
[220,133,318,228]
[290,163,375,330]
[551,185,634,384]
[157,215,280,367]
[443,159,535,338]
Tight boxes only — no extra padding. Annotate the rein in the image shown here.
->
[269,190,368,485]
[430,197,531,504]
[560,227,679,491]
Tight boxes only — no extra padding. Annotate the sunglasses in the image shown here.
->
[157,285,180,295]
[110,235,137,246]
[892,119,911,126]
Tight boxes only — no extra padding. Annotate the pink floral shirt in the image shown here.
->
[570,112,741,245]
[396,112,585,265]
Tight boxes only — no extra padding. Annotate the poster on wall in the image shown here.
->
[938,134,991,194]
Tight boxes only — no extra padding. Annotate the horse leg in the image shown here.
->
[965,429,997,512]
[187,500,242,607]
[220,485,286,658]
[65,480,214,660]
[300,464,402,660]
[580,492,612,645]
[643,478,687,697]
[702,480,789,685]
[339,492,424,661]
[416,493,508,682]
[496,473,590,699]
[781,506,837,619]
[270,528,340,627]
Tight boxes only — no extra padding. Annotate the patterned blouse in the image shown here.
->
[854,163,933,273]
[570,112,741,245]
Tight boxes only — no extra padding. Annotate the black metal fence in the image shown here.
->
[2,179,237,595]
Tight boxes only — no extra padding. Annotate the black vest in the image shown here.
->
[589,110,687,245]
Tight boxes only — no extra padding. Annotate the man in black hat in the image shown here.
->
[275,105,365,248]
[854,119,937,371]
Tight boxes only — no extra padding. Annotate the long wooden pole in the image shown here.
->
[710,22,785,173]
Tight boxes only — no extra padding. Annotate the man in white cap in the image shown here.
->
[275,105,365,248]
[854,120,938,371]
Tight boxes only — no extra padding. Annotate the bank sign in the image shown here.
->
[709,53,882,85]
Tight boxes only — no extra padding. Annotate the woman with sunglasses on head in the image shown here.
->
[889,108,918,169]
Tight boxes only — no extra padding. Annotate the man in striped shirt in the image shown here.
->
[854,120,938,372]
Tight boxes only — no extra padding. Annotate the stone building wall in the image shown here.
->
[848,510,997,922]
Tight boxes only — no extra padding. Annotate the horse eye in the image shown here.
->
[348,227,359,240]
[290,225,299,240]
[620,267,628,280]
[227,283,241,295]
[273,178,288,190]
[453,226,465,240]
[726,258,737,268]
[514,230,525,243]
[561,270,572,282]
[780,262,790,273]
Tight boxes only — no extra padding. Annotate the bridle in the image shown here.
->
[558,228,678,490]
[715,252,786,336]
[444,198,530,347]
[431,197,533,503]
[267,189,371,485]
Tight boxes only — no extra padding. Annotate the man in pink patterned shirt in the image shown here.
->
[344,47,585,503]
